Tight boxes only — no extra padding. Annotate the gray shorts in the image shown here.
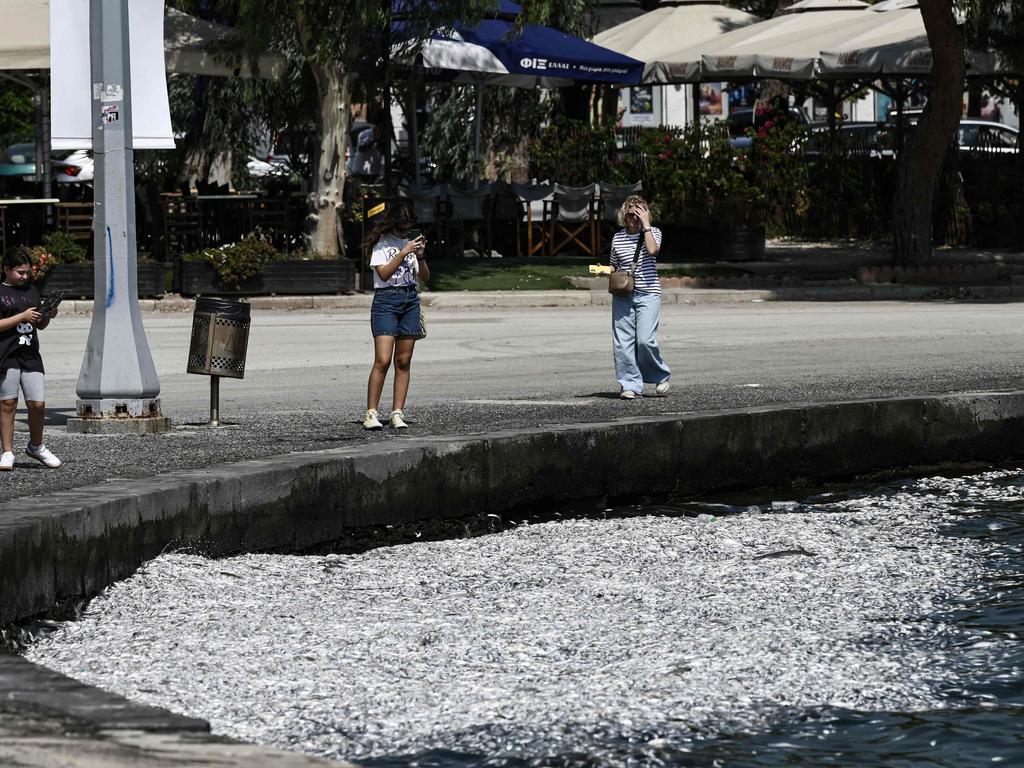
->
[0,369,45,402]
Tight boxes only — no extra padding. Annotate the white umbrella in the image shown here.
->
[592,0,761,84]
[0,0,285,76]
[662,0,869,82]
[816,0,1012,78]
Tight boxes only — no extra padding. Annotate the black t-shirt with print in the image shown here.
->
[0,284,44,373]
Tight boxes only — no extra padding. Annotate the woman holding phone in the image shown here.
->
[609,195,671,399]
[363,203,429,430]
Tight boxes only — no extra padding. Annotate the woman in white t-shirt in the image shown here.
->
[362,204,429,430]
[609,195,671,399]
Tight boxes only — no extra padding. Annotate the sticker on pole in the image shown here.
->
[101,105,120,124]
[92,83,124,102]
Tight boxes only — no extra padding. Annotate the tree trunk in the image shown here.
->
[892,2,966,266]
[307,62,352,258]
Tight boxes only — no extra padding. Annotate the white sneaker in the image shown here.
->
[25,443,60,468]
[363,409,383,430]
[655,379,671,395]
[0,451,13,471]
[620,390,639,400]
[390,410,408,430]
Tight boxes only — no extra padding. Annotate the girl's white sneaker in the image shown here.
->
[0,451,14,471]
[26,443,60,468]
[363,409,383,430]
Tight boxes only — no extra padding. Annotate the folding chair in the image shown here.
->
[512,182,552,258]
[598,181,643,254]
[547,183,598,257]
[448,184,493,256]
[406,184,448,257]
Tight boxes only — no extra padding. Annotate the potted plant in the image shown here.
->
[29,232,166,299]
[181,231,356,296]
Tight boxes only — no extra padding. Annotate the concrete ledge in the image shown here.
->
[4,391,1024,627]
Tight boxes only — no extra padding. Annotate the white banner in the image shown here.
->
[51,0,174,149]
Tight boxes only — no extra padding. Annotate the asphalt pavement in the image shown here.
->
[2,298,1022,503]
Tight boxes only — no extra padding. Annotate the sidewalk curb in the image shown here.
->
[57,283,1024,314]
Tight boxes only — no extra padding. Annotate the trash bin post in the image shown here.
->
[187,297,250,427]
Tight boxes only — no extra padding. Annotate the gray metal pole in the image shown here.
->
[209,375,220,427]
[69,0,168,433]
[473,84,482,189]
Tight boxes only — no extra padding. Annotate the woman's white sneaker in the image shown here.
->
[390,410,408,429]
[363,409,383,430]
[620,390,638,400]
[0,451,14,471]
[655,379,671,395]
[25,443,60,468]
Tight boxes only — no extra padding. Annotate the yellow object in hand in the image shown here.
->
[589,265,611,275]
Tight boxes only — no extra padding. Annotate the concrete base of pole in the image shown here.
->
[67,397,172,434]
[66,415,173,435]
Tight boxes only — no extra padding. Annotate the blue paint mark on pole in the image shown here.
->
[106,226,115,308]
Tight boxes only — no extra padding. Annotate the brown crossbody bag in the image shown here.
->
[608,232,645,297]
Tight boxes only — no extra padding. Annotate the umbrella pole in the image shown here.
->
[474,84,483,189]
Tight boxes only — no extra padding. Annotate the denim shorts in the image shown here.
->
[371,286,423,338]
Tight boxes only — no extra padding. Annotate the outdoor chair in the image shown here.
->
[512,182,553,258]
[447,183,493,257]
[405,184,448,258]
[487,180,521,258]
[547,183,598,257]
[161,194,202,256]
[598,181,643,254]
[55,202,94,243]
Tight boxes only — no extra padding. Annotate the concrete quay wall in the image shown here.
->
[4,391,1024,626]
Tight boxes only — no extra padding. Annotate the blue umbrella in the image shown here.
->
[394,17,642,183]
[400,19,644,88]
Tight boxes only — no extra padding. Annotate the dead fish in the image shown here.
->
[753,547,817,560]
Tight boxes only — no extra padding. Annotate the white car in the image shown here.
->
[246,154,294,178]
[956,120,1019,154]
[53,149,94,183]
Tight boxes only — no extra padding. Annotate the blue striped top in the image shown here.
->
[610,227,662,295]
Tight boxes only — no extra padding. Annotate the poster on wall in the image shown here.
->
[629,86,655,124]
[700,84,724,116]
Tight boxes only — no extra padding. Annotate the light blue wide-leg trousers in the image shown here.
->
[612,291,671,394]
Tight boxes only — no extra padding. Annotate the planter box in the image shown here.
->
[37,262,167,299]
[179,259,357,297]
[660,223,766,263]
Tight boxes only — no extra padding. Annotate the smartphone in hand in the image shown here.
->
[407,228,423,240]
[38,291,66,318]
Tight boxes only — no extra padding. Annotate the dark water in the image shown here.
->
[364,473,1024,768]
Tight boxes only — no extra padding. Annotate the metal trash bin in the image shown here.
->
[187,297,251,425]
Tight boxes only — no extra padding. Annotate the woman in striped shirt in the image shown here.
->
[609,195,671,400]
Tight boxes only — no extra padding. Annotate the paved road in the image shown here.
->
[4,299,1023,503]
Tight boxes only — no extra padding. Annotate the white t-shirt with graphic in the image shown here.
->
[370,234,418,290]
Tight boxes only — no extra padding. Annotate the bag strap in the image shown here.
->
[627,231,644,274]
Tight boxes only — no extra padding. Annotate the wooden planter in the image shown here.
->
[179,259,357,297]
[37,262,167,299]
[659,223,766,263]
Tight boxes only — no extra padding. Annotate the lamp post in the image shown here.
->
[66,0,170,434]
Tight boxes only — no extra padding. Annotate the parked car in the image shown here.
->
[246,153,294,178]
[0,143,94,183]
[804,121,894,158]
[727,106,809,149]
[53,148,94,183]
[955,120,1019,154]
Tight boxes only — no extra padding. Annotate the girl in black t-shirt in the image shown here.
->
[0,247,60,470]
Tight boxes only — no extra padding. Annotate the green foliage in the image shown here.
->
[528,120,617,185]
[610,123,763,227]
[0,85,34,147]
[185,231,279,286]
[25,232,90,281]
